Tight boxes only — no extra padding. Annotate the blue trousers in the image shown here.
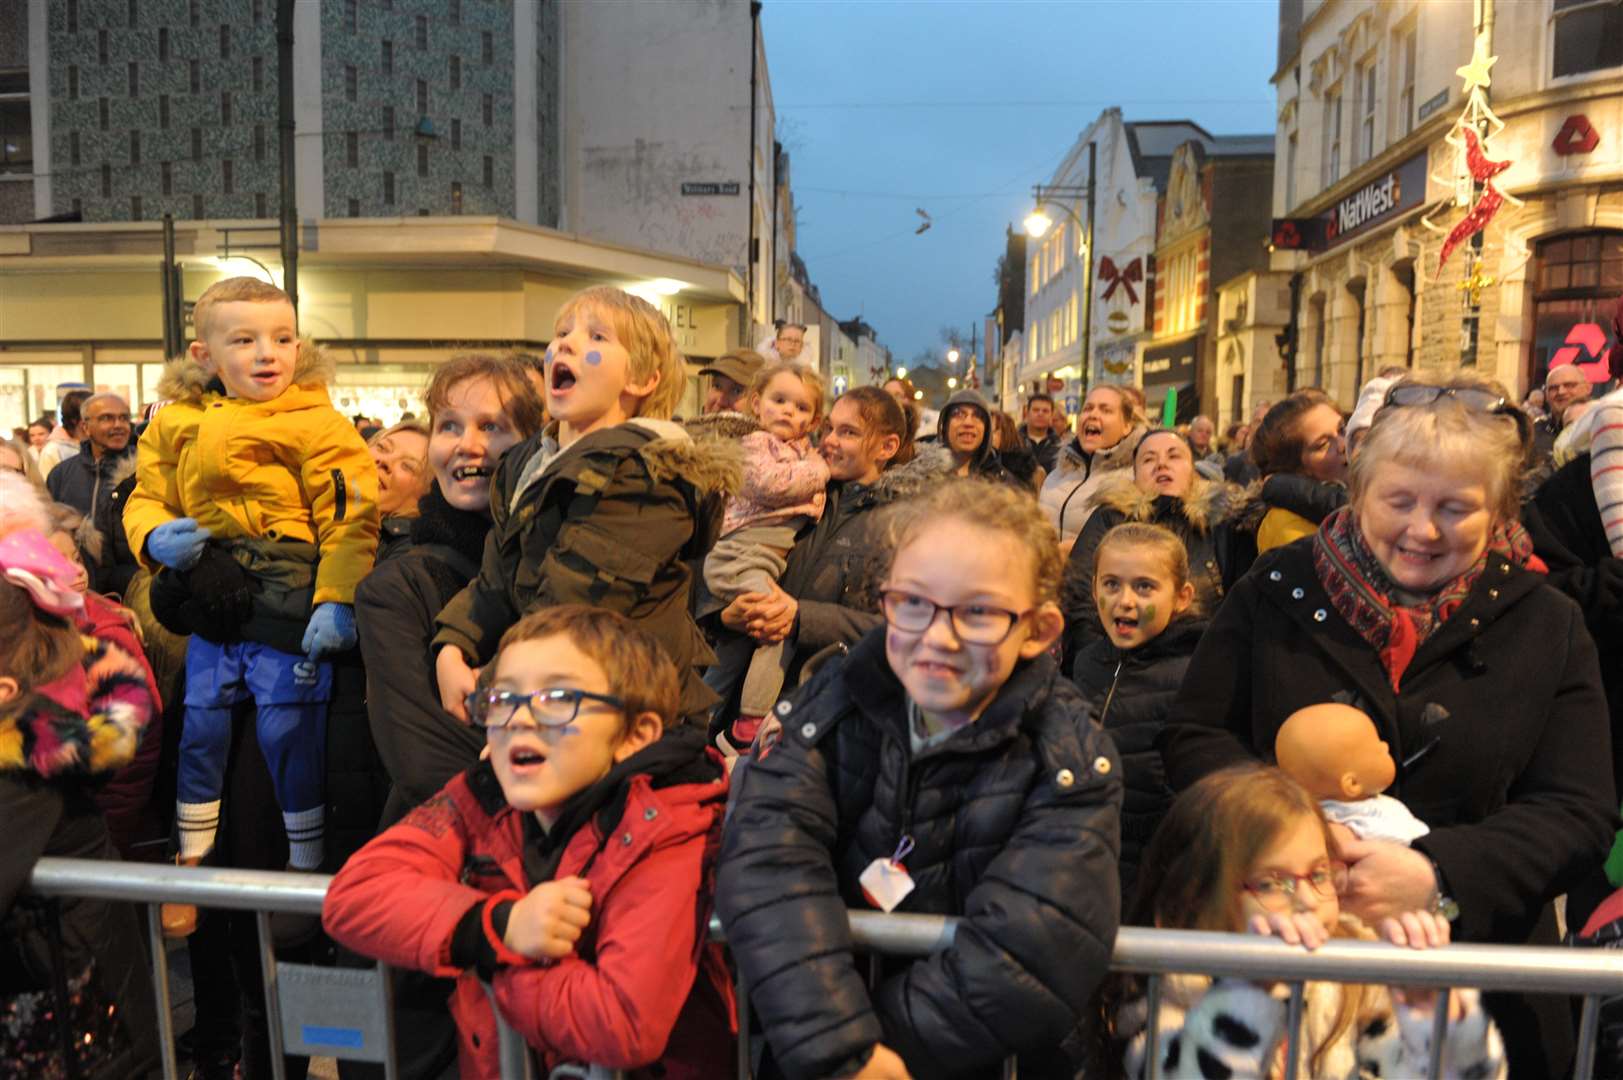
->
[179,638,331,816]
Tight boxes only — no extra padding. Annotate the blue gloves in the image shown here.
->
[302,602,357,660]
[147,518,212,570]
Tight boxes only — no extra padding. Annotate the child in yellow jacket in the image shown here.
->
[124,277,378,933]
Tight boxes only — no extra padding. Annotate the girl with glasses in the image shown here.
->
[1113,765,1504,1079]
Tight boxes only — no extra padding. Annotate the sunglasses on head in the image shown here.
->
[1377,383,1531,447]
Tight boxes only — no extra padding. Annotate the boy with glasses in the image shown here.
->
[325,605,733,1079]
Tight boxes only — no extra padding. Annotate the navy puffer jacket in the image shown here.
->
[717,628,1122,1080]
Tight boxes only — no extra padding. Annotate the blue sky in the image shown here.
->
[762,0,1280,366]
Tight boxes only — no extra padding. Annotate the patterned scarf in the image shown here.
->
[1312,507,1538,690]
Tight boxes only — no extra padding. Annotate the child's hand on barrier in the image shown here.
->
[302,602,356,659]
[1377,908,1450,950]
[437,645,479,722]
[146,518,211,570]
[852,1043,912,1079]
[1246,910,1330,951]
[504,876,593,961]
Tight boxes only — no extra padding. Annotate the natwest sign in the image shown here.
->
[1321,150,1428,250]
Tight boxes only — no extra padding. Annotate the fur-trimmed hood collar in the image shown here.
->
[1086,469,1252,532]
[868,445,957,504]
[0,636,152,780]
[155,339,335,403]
[633,418,744,498]
[682,411,759,442]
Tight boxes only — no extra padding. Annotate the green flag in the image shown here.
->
[1161,387,1178,428]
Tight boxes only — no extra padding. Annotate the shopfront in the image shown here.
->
[1141,335,1202,425]
[1526,230,1622,391]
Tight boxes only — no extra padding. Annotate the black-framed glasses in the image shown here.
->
[879,589,1031,645]
[1382,384,1507,412]
[1240,862,1348,906]
[464,687,626,729]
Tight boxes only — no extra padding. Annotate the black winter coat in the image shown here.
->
[1160,539,1617,948]
[1071,618,1205,904]
[717,629,1123,1080]
[1060,473,1254,664]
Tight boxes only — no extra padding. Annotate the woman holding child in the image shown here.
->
[1161,370,1616,1075]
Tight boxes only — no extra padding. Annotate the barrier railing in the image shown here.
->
[28,858,1623,1080]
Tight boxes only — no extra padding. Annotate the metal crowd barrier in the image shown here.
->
[28,857,1623,1080]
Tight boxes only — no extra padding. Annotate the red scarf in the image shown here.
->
[1312,507,1541,690]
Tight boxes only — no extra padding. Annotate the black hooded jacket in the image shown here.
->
[938,389,1020,488]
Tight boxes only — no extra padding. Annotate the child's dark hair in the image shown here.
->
[492,604,681,733]
[1093,523,1199,619]
[1250,389,1336,477]
[0,578,83,700]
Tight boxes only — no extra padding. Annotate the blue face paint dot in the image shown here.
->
[584,350,603,366]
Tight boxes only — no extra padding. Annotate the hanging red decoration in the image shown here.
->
[1462,128,1511,183]
[1438,185,1505,270]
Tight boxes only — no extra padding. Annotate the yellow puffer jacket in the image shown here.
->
[124,343,379,606]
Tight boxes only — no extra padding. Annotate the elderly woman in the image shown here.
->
[1161,372,1616,1075]
[1059,428,1255,663]
[1039,384,1147,551]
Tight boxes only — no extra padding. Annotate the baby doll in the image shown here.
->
[1274,703,1430,845]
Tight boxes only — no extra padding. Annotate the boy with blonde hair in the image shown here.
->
[434,286,738,721]
[124,276,378,934]
[326,605,734,1078]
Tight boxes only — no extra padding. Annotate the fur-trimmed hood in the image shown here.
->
[1086,469,1252,533]
[682,411,759,442]
[154,338,335,403]
[869,445,957,504]
[632,418,744,498]
[0,636,153,780]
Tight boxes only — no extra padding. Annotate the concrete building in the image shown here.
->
[1140,136,1274,424]
[1271,0,1623,402]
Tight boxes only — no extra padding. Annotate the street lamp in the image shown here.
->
[1025,145,1097,398]
[895,366,908,379]
[947,376,959,389]
[1022,210,1053,238]
[913,390,924,400]
[946,348,960,364]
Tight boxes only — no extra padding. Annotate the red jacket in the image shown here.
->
[81,591,164,857]
[323,757,735,1079]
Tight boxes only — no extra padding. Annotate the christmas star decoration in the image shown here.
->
[1455,39,1496,93]
[1462,128,1510,183]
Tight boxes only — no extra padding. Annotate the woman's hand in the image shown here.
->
[436,644,479,723]
[1247,910,1330,951]
[503,876,593,961]
[852,1043,912,1079]
[720,589,797,644]
[1337,835,1438,925]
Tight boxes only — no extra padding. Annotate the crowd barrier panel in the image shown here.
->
[28,857,1623,1080]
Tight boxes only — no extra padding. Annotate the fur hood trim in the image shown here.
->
[871,445,957,503]
[639,429,744,498]
[155,338,335,403]
[0,637,152,780]
[1087,469,1252,531]
[683,411,759,442]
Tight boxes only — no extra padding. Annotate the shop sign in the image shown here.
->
[1322,150,1428,250]
[832,374,848,395]
[1553,115,1600,156]
[1417,89,1450,123]
[1271,217,1328,252]
[1141,337,1200,388]
[681,182,740,196]
[1550,322,1613,381]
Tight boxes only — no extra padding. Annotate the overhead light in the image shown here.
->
[913,389,924,400]
[947,377,958,388]
[895,366,907,378]
[211,255,281,287]
[1024,210,1053,238]
[626,278,687,304]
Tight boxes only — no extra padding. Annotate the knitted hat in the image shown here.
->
[1345,375,1400,447]
[0,528,85,618]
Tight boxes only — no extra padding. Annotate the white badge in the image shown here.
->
[859,836,915,913]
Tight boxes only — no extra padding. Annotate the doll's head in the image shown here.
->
[1274,702,1397,802]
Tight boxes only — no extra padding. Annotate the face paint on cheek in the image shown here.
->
[585,350,602,366]
[1141,603,1157,625]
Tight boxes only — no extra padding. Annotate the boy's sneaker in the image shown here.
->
[161,855,203,938]
[730,715,765,748]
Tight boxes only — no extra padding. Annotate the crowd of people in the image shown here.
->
[3,277,1622,1080]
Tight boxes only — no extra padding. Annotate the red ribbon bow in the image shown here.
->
[1099,256,1142,305]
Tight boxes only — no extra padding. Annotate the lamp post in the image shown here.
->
[1025,142,1097,399]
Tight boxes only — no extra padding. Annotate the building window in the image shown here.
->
[345,65,357,102]
[482,94,492,126]
[129,61,139,97]
[1356,58,1376,165]
[100,164,110,197]
[72,197,82,218]
[383,105,395,140]
[191,127,202,160]
[451,181,463,214]
[221,91,231,125]
[416,80,428,117]
[349,198,360,217]
[346,131,358,167]
[483,154,493,188]
[98,97,109,131]
[192,193,203,218]
[98,29,108,64]
[383,171,395,205]
[220,24,230,59]
[162,161,172,194]
[1323,85,1342,185]
[1553,0,1623,79]
[254,123,265,162]
[189,0,198,28]
[1530,231,1623,382]
[450,55,461,90]
[67,0,77,33]
[158,28,169,63]
[128,0,138,26]
[130,130,140,164]
[223,160,234,195]
[253,0,262,23]
[415,15,427,49]
[1285,131,1298,210]
[482,31,493,65]
[256,192,267,218]
[450,0,461,26]
[190,60,200,94]
[451,118,461,150]
[417,143,428,177]
[68,66,78,99]
[253,57,263,93]
[1397,27,1416,137]
[69,131,80,166]
[345,0,357,32]
[382,40,393,76]
[131,195,142,220]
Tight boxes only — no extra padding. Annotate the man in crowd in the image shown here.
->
[46,392,139,591]
[699,348,766,415]
[1020,393,1063,473]
[772,322,807,364]
[36,389,91,478]
[1534,363,1594,446]
[1189,414,1223,480]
